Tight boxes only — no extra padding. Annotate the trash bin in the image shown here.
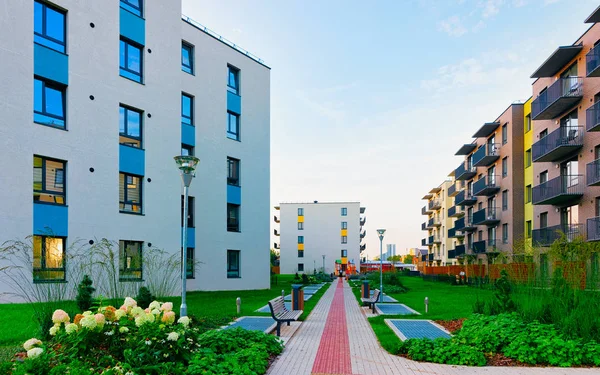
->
[291,284,304,310]
[361,280,370,299]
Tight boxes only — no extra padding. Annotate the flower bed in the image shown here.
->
[0,297,283,375]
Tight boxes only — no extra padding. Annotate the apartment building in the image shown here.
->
[0,0,271,299]
[524,98,534,248]
[421,180,454,265]
[274,202,365,275]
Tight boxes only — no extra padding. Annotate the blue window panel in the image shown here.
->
[34,1,66,53]
[119,144,145,176]
[227,91,241,115]
[120,0,143,17]
[181,94,193,126]
[119,39,143,83]
[182,43,193,74]
[34,77,66,129]
[34,43,68,85]
[33,203,68,237]
[120,7,145,45]
[181,123,195,146]
[227,184,241,205]
[183,227,195,248]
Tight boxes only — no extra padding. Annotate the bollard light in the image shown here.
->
[236,297,241,315]
[425,296,429,313]
[282,289,285,299]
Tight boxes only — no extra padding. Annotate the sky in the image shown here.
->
[182,0,598,260]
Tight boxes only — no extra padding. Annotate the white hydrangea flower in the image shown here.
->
[27,347,44,359]
[49,325,59,336]
[65,323,78,335]
[177,316,191,328]
[119,327,129,334]
[149,301,161,310]
[167,332,179,341]
[80,315,97,330]
[23,338,42,351]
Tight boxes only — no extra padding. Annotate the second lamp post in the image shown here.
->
[376,228,386,303]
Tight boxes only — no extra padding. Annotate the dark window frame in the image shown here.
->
[120,0,143,17]
[34,1,66,53]
[227,203,240,232]
[341,207,348,216]
[181,42,194,74]
[227,249,241,278]
[34,77,66,129]
[341,221,348,229]
[119,172,143,214]
[227,157,240,186]
[119,240,143,281]
[34,155,66,205]
[183,247,194,279]
[181,93,194,126]
[298,208,304,216]
[525,149,532,168]
[502,124,508,145]
[341,236,347,244]
[119,38,143,83]
[298,250,304,258]
[119,104,143,148]
[502,190,508,211]
[33,235,66,283]
[227,65,240,94]
[502,223,509,244]
[298,236,304,244]
[181,195,195,228]
[526,220,532,238]
[227,111,240,140]
[298,222,304,230]
[525,114,531,133]
[297,263,304,272]
[502,157,508,178]
[341,249,348,257]
[181,144,194,156]
[526,185,532,203]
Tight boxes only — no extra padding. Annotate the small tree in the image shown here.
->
[403,254,414,264]
[75,274,95,312]
[136,286,155,308]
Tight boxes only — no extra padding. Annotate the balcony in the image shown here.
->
[471,240,486,254]
[448,249,455,259]
[427,217,441,228]
[473,175,500,196]
[462,215,477,232]
[433,235,442,244]
[486,239,498,252]
[586,101,600,132]
[532,174,583,206]
[473,122,500,138]
[587,217,600,241]
[455,244,466,257]
[587,159,600,186]
[472,207,500,226]
[455,161,477,181]
[448,227,456,238]
[360,230,366,239]
[422,206,430,215]
[360,217,366,226]
[532,126,583,162]
[531,77,583,120]
[274,229,280,236]
[532,224,585,246]
[428,199,442,211]
[454,190,477,206]
[421,238,426,246]
[472,144,501,167]
[360,244,366,252]
[448,183,459,197]
[587,43,600,77]
[274,215,280,223]
[360,207,366,214]
[274,242,279,249]
[421,222,427,231]
[428,253,434,262]
[448,205,464,218]
[454,217,465,231]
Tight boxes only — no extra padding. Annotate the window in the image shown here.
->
[227,250,240,278]
[502,224,509,244]
[341,207,348,216]
[119,173,142,213]
[227,204,240,232]
[540,212,548,228]
[298,208,304,216]
[525,114,531,133]
[341,222,347,229]
[34,1,66,53]
[183,247,194,279]
[120,0,142,17]
[526,185,532,203]
[525,149,532,168]
[526,220,532,238]
[341,249,347,257]
[119,240,143,280]
[34,78,66,129]
[297,263,304,272]
[298,236,304,244]
[502,157,508,177]
[540,171,548,184]
[181,93,193,126]
[502,124,508,145]
[33,156,65,205]
[181,42,193,74]
[341,236,347,244]
[119,105,142,148]
[181,144,194,156]
[227,65,239,94]
[181,195,195,228]
[502,190,508,211]
[119,39,143,83]
[33,236,65,282]
[227,112,240,140]
[227,157,240,186]
[298,222,304,230]
[298,250,304,258]
[540,129,548,139]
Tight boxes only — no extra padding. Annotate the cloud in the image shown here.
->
[544,0,560,4]
[479,0,504,18]
[512,0,527,7]
[472,20,485,32]
[438,16,468,37]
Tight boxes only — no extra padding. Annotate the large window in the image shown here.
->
[298,208,304,216]
[184,247,194,279]
[119,173,142,213]
[341,221,347,229]
[227,112,240,140]
[33,236,65,282]
[502,224,509,244]
[298,236,304,244]
[227,204,240,232]
[34,78,66,129]
[297,263,304,272]
[34,1,66,53]
[227,250,240,278]
[227,65,239,94]
[502,157,508,177]
[120,39,143,83]
[181,144,194,156]
[34,156,66,204]
[525,149,532,168]
[119,105,142,148]
[181,195,195,228]
[119,240,143,280]
[502,190,508,211]
[341,207,347,216]
[227,157,240,186]
[298,222,304,230]
[341,236,347,244]
[120,0,142,17]
[502,124,508,145]
[181,42,194,74]
[182,93,193,126]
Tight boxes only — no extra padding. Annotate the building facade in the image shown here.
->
[524,97,534,250]
[421,179,454,265]
[275,202,365,275]
[0,0,271,300]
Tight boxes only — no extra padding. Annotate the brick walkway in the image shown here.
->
[268,279,598,375]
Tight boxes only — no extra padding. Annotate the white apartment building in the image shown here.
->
[0,0,271,301]
[274,202,365,275]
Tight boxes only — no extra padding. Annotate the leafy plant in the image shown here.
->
[136,286,155,309]
[75,275,95,312]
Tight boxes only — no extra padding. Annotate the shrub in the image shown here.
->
[75,275,95,312]
[136,286,155,308]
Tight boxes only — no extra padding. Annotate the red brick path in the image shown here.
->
[311,278,352,375]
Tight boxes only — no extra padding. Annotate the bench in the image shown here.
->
[361,289,381,313]
[268,296,303,336]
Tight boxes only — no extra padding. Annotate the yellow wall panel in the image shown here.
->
[298,216,304,223]
[297,243,304,250]
[341,229,348,236]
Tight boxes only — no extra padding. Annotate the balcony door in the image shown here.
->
[487,227,496,247]
[467,181,473,196]
[560,110,579,141]
[561,63,579,94]
[560,160,579,191]
[487,165,496,185]
[560,205,579,240]
[487,135,496,155]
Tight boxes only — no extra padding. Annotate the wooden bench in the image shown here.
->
[361,289,381,313]
[268,296,303,336]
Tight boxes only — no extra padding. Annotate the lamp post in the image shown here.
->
[322,255,325,273]
[174,155,200,317]
[376,229,386,303]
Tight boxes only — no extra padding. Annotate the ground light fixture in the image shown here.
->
[174,155,200,317]
[376,228,386,303]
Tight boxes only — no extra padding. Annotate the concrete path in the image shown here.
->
[267,278,597,375]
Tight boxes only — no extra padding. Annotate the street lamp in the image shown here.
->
[322,254,325,274]
[377,229,386,303]
[174,155,200,317]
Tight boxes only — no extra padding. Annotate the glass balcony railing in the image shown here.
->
[532,174,583,206]
[532,126,583,162]
[586,159,600,186]
[472,143,501,167]
[454,190,477,206]
[587,217,600,242]
[587,44,600,77]
[586,101,600,132]
[473,175,500,196]
[455,161,477,181]
[531,77,583,120]
[533,224,584,246]
[471,240,486,254]
[428,199,442,211]
[472,207,500,226]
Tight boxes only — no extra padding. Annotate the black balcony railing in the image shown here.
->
[448,227,456,238]
[360,244,366,251]
[472,240,486,254]
[472,143,501,167]
[587,217,600,242]
[274,242,279,249]
[448,249,456,259]
[421,254,427,262]
[473,175,500,196]
[448,205,464,218]
[428,199,442,211]
[360,217,366,226]
[421,238,426,246]
[421,222,427,231]
[587,159,600,186]
[455,161,477,181]
[472,207,500,226]
[455,190,477,206]
[455,244,466,256]
[454,217,465,231]
[531,77,583,120]
[532,126,583,162]
[586,101,600,132]
[533,224,585,246]
[428,253,434,262]
[532,174,583,205]
[428,236,434,245]
[422,206,430,215]
[448,183,460,197]
[428,217,441,227]
[587,44,600,77]
[360,231,366,239]
[274,229,280,236]
[463,215,477,231]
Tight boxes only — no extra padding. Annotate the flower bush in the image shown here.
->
[3,297,283,375]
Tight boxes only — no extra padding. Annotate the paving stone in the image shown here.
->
[375,304,420,315]
[224,316,275,333]
[386,319,451,340]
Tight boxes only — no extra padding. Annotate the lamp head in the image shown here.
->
[174,155,200,176]
[377,228,386,240]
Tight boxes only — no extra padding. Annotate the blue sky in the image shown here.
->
[183,0,597,259]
